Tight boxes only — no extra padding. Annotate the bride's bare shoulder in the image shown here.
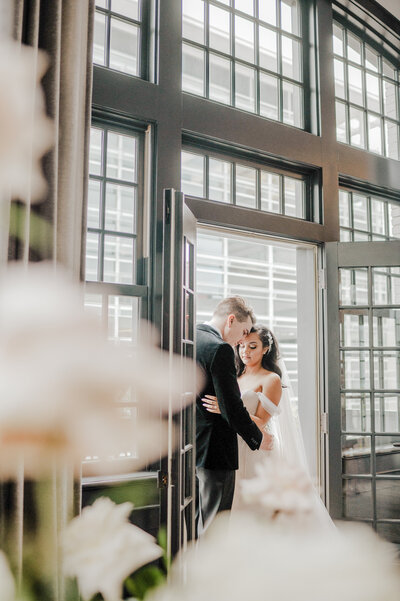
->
[259,370,282,397]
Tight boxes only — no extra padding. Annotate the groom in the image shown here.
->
[195,296,273,535]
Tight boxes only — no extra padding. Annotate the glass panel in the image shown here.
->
[353,231,370,241]
[182,0,204,44]
[209,158,232,203]
[108,295,139,344]
[110,18,139,76]
[333,23,344,57]
[339,190,350,227]
[376,479,400,518]
[282,81,303,128]
[209,5,231,54]
[284,176,303,218]
[365,46,379,72]
[235,165,257,208]
[88,179,102,228]
[93,12,107,66]
[339,268,368,306]
[111,0,139,19]
[371,198,386,235]
[343,478,373,519]
[85,232,100,282]
[373,309,400,347]
[181,151,204,198]
[260,72,279,120]
[376,522,400,545]
[209,54,231,104]
[341,392,371,432]
[182,43,205,96]
[235,16,254,63]
[392,268,400,304]
[335,101,348,143]
[352,193,368,232]
[103,235,135,284]
[342,435,371,474]
[334,59,345,100]
[383,80,397,119]
[84,292,103,320]
[259,0,276,27]
[89,128,103,176]
[340,350,370,389]
[280,0,300,36]
[107,132,136,182]
[350,106,365,148]
[366,73,380,112]
[388,204,400,239]
[374,351,400,390]
[340,310,369,347]
[235,63,256,112]
[347,32,362,63]
[384,120,399,160]
[373,268,390,305]
[235,0,254,16]
[382,59,396,80]
[281,36,301,81]
[368,113,382,155]
[260,171,280,213]
[375,395,400,433]
[259,26,277,72]
[348,65,364,106]
[105,183,136,233]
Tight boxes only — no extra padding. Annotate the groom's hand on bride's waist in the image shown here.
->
[260,431,274,451]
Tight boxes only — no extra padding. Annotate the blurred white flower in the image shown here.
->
[0,551,15,601]
[149,513,400,601]
[0,263,199,475]
[0,40,53,203]
[63,497,162,601]
[240,457,315,524]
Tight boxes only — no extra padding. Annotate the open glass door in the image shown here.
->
[161,189,197,559]
[326,241,400,547]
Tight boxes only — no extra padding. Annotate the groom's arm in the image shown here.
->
[210,343,262,450]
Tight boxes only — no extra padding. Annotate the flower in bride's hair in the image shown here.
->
[0,40,53,203]
[239,457,314,523]
[148,513,400,601]
[62,497,162,601]
[0,551,15,601]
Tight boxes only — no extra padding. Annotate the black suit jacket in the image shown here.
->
[195,324,262,470]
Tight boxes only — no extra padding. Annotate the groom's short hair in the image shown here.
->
[213,296,256,324]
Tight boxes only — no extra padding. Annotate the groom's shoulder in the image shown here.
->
[196,324,225,351]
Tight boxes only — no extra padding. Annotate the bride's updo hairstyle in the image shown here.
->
[235,325,282,379]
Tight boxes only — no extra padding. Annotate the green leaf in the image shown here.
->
[125,565,165,600]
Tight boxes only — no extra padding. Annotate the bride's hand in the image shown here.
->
[202,395,221,414]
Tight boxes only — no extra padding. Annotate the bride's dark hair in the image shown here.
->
[235,325,282,378]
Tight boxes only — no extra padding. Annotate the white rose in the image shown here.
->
[62,497,162,601]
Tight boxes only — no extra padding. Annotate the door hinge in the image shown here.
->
[320,412,328,434]
[165,197,171,224]
[157,470,169,488]
[318,268,326,290]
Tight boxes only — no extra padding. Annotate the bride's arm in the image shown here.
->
[254,373,282,427]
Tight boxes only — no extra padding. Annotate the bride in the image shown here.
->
[203,325,333,525]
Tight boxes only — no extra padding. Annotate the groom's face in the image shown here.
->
[223,314,252,347]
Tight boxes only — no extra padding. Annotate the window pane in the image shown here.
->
[347,32,362,63]
[280,0,300,36]
[282,81,303,127]
[260,72,279,120]
[235,63,256,112]
[368,113,382,155]
[374,351,400,390]
[209,158,232,203]
[235,0,254,16]
[281,36,302,81]
[340,310,369,347]
[383,80,397,119]
[340,350,370,389]
[334,59,345,100]
[107,132,137,182]
[104,235,135,284]
[259,26,277,72]
[339,268,369,306]
[85,232,100,281]
[111,0,139,19]
[336,101,348,143]
[108,295,139,344]
[88,179,102,228]
[105,183,136,233]
[181,151,204,197]
[333,23,344,57]
[284,176,303,218]
[259,0,277,26]
[375,394,400,433]
[342,435,371,474]
[235,16,254,63]
[341,392,371,432]
[348,65,364,106]
[339,190,350,227]
[261,171,280,213]
[182,43,205,96]
[373,309,400,347]
[365,46,379,72]
[110,18,139,76]
[343,478,372,519]
[182,0,204,44]
[209,54,231,104]
[235,165,257,208]
[89,128,103,176]
[366,73,380,112]
[371,198,386,235]
[93,12,107,66]
[352,194,368,231]
[388,203,400,239]
[376,478,400,519]
[350,106,365,148]
[209,5,231,54]
[382,58,396,80]
[384,120,399,160]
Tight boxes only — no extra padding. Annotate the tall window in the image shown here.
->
[339,189,400,242]
[333,21,400,160]
[182,0,304,128]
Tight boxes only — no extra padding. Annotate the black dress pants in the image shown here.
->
[196,467,235,537]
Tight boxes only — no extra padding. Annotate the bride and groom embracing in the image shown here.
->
[195,296,331,536]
